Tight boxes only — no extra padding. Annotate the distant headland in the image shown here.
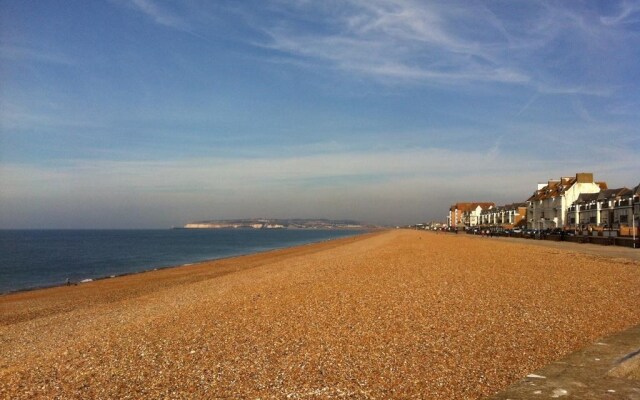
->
[182,218,378,230]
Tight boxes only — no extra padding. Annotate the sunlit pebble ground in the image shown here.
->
[1,230,640,399]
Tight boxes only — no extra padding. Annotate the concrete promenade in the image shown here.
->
[489,323,640,399]
[465,232,640,262]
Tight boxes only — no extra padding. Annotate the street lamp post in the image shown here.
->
[633,198,636,249]
[633,213,636,248]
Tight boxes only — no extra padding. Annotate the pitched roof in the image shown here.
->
[575,193,599,204]
[529,179,563,201]
[597,187,630,200]
[470,202,494,211]
[527,173,605,202]
[501,203,526,210]
[450,202,495,212]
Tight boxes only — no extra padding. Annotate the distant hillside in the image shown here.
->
[182,218,377,230]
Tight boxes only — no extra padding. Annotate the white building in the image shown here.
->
[448,202,494,228]
[526,173,606,230]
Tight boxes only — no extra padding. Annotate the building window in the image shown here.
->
[620,215,628,223]
[589,216,596,223]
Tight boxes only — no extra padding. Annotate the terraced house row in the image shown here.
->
[448,173,640,236]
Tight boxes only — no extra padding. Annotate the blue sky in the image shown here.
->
[1,0,639,228]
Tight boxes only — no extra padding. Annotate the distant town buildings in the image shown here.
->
[446,173,640,238]
[447,202,494,228]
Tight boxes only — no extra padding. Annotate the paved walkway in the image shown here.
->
[463,233,640,262]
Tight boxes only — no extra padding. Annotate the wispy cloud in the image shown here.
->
[257,0,529,85]
[571,98,596,123]
[129,0,183,29]
[536,84,615,97]
[515,93,539,116]
[0,102,106,132]
[601,0,640,25]
[126,0,200,36]
[0,44,75,65]
[607,101,640,116]
[250,0,634,96]
[108,0,634,94]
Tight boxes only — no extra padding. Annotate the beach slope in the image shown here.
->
[1,230,639,398]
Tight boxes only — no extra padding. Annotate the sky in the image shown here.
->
[1,0,639,228]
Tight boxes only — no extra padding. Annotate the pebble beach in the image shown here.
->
[1,229,639,399]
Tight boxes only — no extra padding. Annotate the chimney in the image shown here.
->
[576,172,594,183]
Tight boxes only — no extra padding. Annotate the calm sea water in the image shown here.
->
[0,229,365,294]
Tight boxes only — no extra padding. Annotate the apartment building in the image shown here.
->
[526,173,606,230]
[479,203,527,229]
[567,193,599,229]
[597,188,631,228]
[448,202,494,228]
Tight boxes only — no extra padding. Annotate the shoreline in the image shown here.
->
[0,262,183,297]
[0,229,373,297]
[0,231,382,326]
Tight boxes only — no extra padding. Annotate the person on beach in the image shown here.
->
[66,278,70,286]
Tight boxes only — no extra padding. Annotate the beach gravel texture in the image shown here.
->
[1,230,639,399]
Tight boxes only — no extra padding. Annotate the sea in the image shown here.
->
[0,229,365,294]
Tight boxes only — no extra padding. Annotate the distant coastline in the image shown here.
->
[182,218,378,230]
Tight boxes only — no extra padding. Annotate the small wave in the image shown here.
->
[80,279,93,283]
